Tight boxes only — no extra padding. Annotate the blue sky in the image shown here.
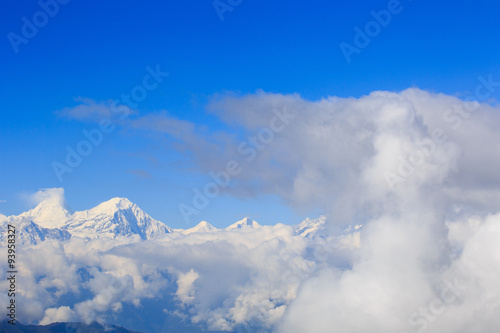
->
[1,0,499,228]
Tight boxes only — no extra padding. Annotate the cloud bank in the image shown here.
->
[7,88,500,332]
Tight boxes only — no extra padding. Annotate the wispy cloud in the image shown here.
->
[126,169,152,179]
[57,97,135,123]
[29,187,66,206]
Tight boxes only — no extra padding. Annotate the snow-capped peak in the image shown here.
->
[19,198,73,229]
[183,221,217,235]
[71,197,145,222]
[0,216,71,246]
[13,196,172,242]
[89,197,134,213]
[226,217,260,231]
[295,216,327,238]
[67,197,171,240]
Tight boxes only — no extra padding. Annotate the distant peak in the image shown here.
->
[97,197,134,210]
[237,217,256,225]
[182,220,216,235]
[34,196,72,211]
[226,217,260,230]
[20,196,73,227]
[197,221,211,226]
[107,197,133,205]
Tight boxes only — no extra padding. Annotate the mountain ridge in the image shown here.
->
[0,320,140,333]
[181,220,217,235]
[0,197,327,246]
[5,197,171,242]
[226,217,260,230]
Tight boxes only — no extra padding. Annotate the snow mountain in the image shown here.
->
[295,216,327,238]
[4,197,172,244]
[226,217,260,230]
[295,215,363,240]
[2,196,345,247]
[0,216,71,246]
[65,197,172,240]
[182,221,217,235]
[20,198,73,229]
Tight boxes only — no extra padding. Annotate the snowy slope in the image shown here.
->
[19,197,73,229]
[295,215,363,243]
[295,216,327,238]
[6,196,342,246]
[0,217,71,246]
[64,197,172,240]
[182,221,217,235]
[12,197,171,242]
[226,217,260,230]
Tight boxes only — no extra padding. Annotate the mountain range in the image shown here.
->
[0,320,139,333]
[0,197,335,246]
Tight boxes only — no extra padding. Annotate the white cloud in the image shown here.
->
[12,89,500,332]
[40,306,77,325]
[176,269,199,305]
[30,187,66,206]
[15,223,312,330]
[133,88,500,222]
[57,97,134,122]
[14,207,500,332]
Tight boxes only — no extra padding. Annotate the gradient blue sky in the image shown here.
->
[1,0,499,228]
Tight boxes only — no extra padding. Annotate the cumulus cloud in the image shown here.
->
[279,212,500,333]
[130,88,500,222]
[129,88,500,331]
[176,269,199,305]
[11,224,313,331]
[40,306,77,325]
[11,88,500,332]
[205,89,500,217]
